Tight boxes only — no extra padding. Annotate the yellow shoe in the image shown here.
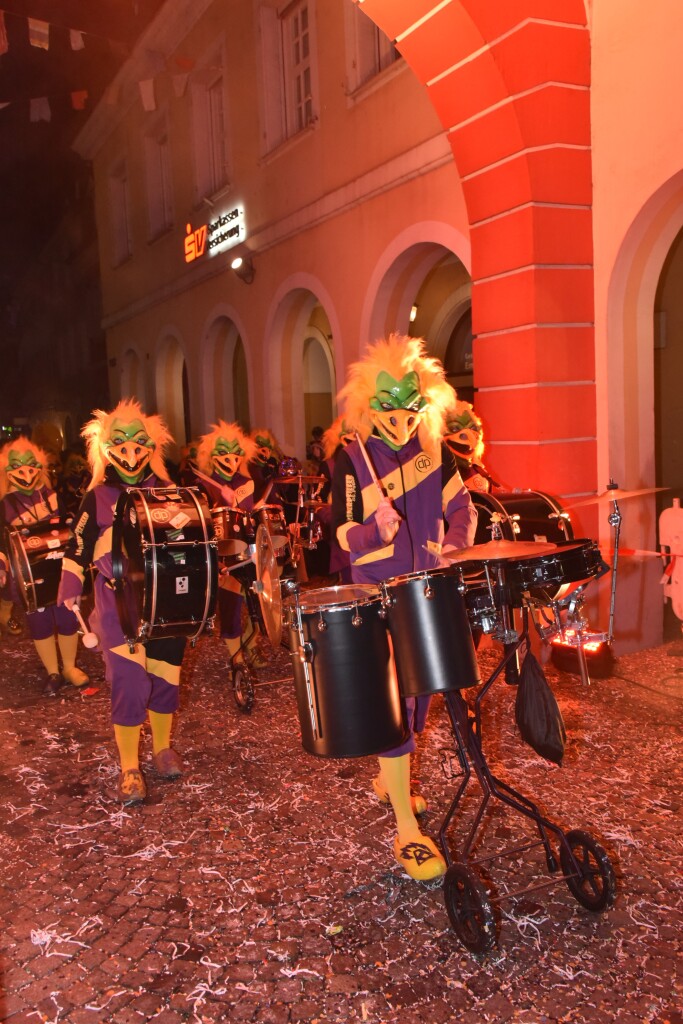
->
[62,666,90,688]
[393,835,446,882]
[372,775,427,816]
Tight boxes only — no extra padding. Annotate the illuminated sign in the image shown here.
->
[184,205,246,264]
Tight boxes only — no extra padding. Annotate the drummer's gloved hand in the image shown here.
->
[375,497,401,545]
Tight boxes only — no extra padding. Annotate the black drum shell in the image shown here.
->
[285,586,407,758]
[112,487,218,643]
[6,522,70,613]
[382,568,481,697]
[503,539,607,603]
[471,490,573,545]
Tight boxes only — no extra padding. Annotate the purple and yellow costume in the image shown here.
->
[59,466,185,725]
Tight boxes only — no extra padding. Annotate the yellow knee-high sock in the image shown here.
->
[0,599,13,626]
[223,636,243,661]
[114,724,142,773]
[57,633,89,686]
[377,754,420,842]
[148,710,173,755]
[33,637,60,676]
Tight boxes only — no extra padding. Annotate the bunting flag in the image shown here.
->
[71,90,88,111]
[70,29,85,51]
[139,78,156,112]
[29,96,51,122]
[28,17,50,50]
[0,11,8,56]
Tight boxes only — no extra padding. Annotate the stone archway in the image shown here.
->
[357,0,593,496]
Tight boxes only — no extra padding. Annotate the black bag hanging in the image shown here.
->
[515,650,567,765]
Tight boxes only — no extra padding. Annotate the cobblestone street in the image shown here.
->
[0,612,682,1023]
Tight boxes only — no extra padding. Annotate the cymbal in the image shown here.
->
[565,486,669,510]
[442,539,558,563]
[275,475,325,485]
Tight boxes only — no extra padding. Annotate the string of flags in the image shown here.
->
[0,8,199,121]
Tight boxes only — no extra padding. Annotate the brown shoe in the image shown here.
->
[153,747,183,780]
[117,769,146,805]
[5,617,22,636]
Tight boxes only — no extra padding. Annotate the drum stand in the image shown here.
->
[436,614,616,955]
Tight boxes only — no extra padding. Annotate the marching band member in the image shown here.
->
[444,400,497,492]
[0,438,88,694]
[332,334,477,881]
[248,428,283,504]
[317,416,355,583]
[195,421,265,669]
[57,400,184,806]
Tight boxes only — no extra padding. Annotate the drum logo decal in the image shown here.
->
[415,454,433,474]
[176,576,189,594]
[170,511,190,530]
[26,536,42,548]
[152,508,171,523]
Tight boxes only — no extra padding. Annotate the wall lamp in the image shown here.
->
[410,304,418,323]
[231,254,255,284]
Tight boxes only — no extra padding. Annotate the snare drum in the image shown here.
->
[251,504,290,565]
[471,490,573,545]
[211,506,255,568]
[112,487,218,645]
[380,568,481,697]
[504,539,608,606]
[6,521,70,613]
[284,585,407,758]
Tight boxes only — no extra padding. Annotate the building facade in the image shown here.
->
[74,0,683,651]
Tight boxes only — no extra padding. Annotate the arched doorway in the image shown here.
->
[120,348,145,405]
[303,330,335,444]
[201,314,251,432]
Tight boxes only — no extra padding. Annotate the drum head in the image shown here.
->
[254,523,282,646]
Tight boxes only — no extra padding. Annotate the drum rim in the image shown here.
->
[383,566,462,586]
[288,583,380,612]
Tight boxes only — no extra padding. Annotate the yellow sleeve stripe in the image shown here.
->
[62,557,85,585]
[354,544,395,566]
[337,521,356,552]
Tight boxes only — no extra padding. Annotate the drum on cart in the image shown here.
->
[502,538,608,606]
[6,520,71,613]
[112,486,218,646]
[380,567,481,696]
[284,584,408,758]
[211,506,255,569]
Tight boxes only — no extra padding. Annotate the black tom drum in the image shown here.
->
[380,567,481,696]
[284,584,407,758]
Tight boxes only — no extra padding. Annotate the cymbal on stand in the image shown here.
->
[564,486,669,510]
[442,539,557,563]
[275,474,325,485]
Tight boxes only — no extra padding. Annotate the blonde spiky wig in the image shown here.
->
[0,437,50,499]
[322,416,352,461]
[82,399,173,490]
[196,421,256,476]
[338,333,453,454]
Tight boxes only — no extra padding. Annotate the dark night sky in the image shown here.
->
[0,0,164,306]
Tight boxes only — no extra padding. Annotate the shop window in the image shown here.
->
[144,115,174,239]
[108,158,132,265]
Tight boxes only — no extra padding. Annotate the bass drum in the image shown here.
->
[471,490,573,547]
[284,585,407,758]
[112,487,218,646]
[6,521,71,613]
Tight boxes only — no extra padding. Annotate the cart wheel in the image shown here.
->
[233,665,255,714]
[443,863,496,955]
[559,829,616,912]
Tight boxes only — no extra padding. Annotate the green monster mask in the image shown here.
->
[6,449,43,495]
[253,435,277,466]
[369,371,427,450]
[445,409,482,460]
[210,436,244,482]
[103,418,156,485]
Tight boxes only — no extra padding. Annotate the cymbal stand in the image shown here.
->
[605,483,621,648]
[488,513,521,684]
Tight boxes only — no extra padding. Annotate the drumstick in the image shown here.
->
[354,432,386,499]
[71,604,99,649]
